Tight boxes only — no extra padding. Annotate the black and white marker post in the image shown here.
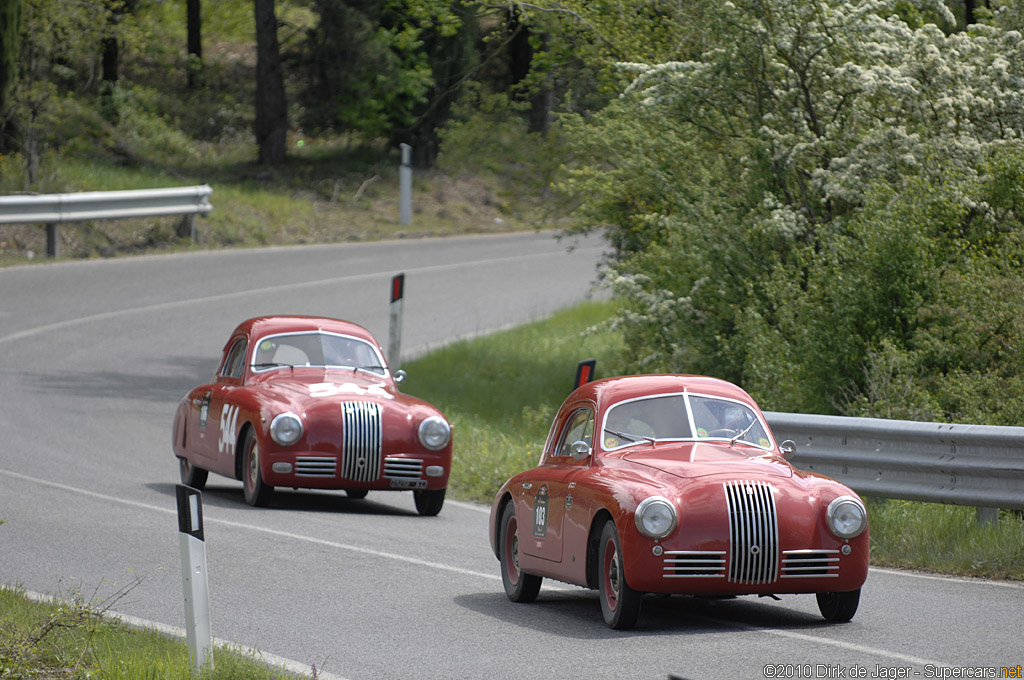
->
[176,484,214,673]
[399,143,412,226]
[388,273,405,371]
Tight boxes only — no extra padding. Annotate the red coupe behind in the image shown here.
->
[489,374,868,628]
[172,316,452,515]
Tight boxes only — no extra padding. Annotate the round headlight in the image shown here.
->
[418,416,451,451]
[826,496,868,539]
[634,496,678,539]
[270,412,303,446]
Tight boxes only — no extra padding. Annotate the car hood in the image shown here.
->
[254,370,398,405]
[619,442,793,480]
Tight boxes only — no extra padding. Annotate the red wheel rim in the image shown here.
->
[603,536,620,612]
[503,514,520,586]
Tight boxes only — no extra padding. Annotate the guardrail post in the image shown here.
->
[176,484,214,674]
[45,223,59,258]
[977,507,998,526]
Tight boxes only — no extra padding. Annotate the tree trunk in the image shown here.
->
[187,0,202,88]
[254,0,287,165]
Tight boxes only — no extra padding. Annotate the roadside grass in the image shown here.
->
[0,587,309,679]
[401,299,627,502]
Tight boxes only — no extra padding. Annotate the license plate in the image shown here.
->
[389,478,427,489]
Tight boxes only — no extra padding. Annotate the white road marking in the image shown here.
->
[0,468,999,670]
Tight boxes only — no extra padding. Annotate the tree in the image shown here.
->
[187,0,202,88]
[254,0,287,165]
[0,0,19,115]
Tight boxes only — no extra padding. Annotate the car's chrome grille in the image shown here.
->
[780,550,840,578]
[341,402,382,482]
[295,456,337,477]
[662,551,726,578]
[383,457,424,479]
[725,480,780,584]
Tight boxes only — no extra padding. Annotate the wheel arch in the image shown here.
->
[492,492,515,560]
[234,420,257,481]
[586,508,615,589]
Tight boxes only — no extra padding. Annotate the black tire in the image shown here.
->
[816,588,860,622]
[178,456,208,490]
[241,429,273,507]
[499,502,542,603]
[413,488,445,516]
[345,489,369,500]
[598,520,642,629]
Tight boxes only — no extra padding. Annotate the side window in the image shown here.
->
[554,408,594,458]
[220,338,247,379]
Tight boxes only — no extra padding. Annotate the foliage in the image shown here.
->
[558,0,1024,420]
[293,0,475,161]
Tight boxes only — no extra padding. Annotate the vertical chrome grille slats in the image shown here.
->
[341,401,382,482]
[725,480,779,584]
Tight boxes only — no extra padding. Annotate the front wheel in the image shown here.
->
[413,488,445,516]
[345,489,369,499]
[499,502,542,603]
[241,429,273,507]
[816,589,860,622]
[599,520,642,629]
[178,456,208,490]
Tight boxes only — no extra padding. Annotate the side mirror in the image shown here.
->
[393,369,407,384]
[779,439,796,460]
[569,440,591,461]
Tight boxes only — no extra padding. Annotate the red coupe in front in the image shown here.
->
[489,374,868,628]
[172,316,452,515]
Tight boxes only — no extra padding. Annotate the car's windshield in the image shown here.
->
[602,393,772,451]
[251,331,386,375]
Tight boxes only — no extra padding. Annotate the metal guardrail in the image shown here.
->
[765,411,1024,516]
[0,185,213,257]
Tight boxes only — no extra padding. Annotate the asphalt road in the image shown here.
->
[1,231,1021,680]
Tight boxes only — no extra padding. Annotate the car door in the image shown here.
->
[191,335,246,466]
[520,404,594,564]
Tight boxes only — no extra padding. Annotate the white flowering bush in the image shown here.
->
[561,0,1024,420]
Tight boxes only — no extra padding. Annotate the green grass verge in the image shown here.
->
[0,587,309,679]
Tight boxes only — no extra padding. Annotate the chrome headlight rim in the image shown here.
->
[418,415,451,451]
[270,412,303,446]
[826,495,868,539]
[634,495,678,540]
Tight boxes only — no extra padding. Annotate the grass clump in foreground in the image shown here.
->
[403,300,1024,582]
[0,587,309,680]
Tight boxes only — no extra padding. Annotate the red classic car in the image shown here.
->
[172,316,452,515]
[489,374,868,629]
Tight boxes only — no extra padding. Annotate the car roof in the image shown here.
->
[230,316,379,345]
[570,374,758,408]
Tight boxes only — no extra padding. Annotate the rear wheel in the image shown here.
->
[242,429,273,507]
[178,457,208,490]
[598,520,642,629]
[499,502,542,603]
[414,488,445,516]
[816,589,860,622]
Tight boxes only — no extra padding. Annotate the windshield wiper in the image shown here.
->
[730,420,757,446]
[605,428,657,445]
[253,362,295,370]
